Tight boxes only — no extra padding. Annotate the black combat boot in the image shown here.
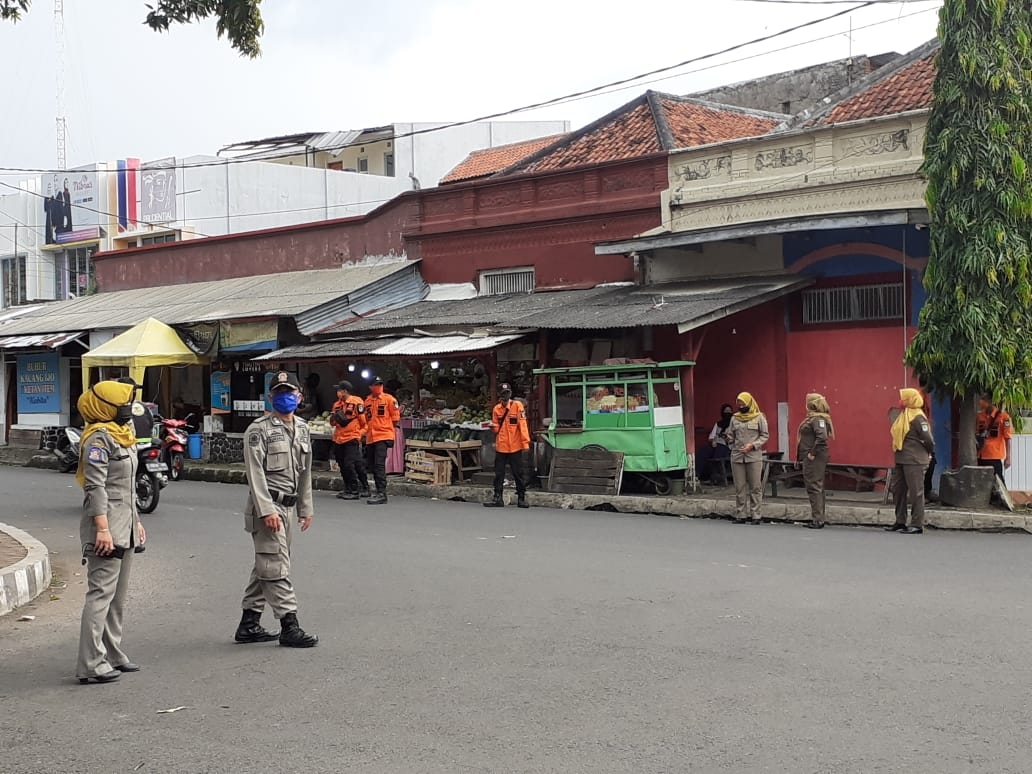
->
[234,609,278,643]
[366,492,388,505]
[516,495,529,509]
[483,493,504,508]
[279,612,319,648]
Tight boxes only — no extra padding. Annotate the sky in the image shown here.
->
[0,0,943,175]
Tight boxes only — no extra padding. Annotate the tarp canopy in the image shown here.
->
[81,317,207,389]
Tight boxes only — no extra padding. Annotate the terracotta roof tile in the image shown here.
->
[439,134,568,184]
[820,53,936,124]
[661,98,782,149]
[511,93,783,175]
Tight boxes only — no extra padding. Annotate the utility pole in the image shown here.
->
[54,0,67,170]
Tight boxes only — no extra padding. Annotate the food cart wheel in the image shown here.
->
[652,475,673,496]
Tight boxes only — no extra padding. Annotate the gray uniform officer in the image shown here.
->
[886,388,935,535]
[796,392,833,529]
[726,391,770,524]
[234,371,318,648]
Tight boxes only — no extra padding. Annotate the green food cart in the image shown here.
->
[535,361,694,494]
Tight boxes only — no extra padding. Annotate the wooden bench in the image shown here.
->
[765,460,891,497]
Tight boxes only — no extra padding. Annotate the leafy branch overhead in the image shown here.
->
[1,0,264,58]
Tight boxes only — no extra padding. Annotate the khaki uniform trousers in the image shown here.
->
[892,463,927,528]
[803,453,828,522]
[76,551,134,679]
[732,459,764,520]
[241,505,298,619]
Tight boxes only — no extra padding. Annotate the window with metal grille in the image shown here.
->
[802,283,905,324]
[480,268,535,296]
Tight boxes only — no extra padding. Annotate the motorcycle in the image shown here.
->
[157,413,196,481]
[135,438,168,514]
[53,426,81,473]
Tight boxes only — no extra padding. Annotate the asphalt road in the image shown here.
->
[1,467,1031,774]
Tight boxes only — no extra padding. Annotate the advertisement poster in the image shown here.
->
[41,169,99,244]
[17,353,60,414]
[210,371,231,414]
[141,157,177,225]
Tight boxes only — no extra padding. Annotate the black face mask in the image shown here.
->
[738,406,749,414]
[91,387,133,425]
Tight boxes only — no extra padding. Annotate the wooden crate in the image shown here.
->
[404,451,452,485]
[547,448,625,495]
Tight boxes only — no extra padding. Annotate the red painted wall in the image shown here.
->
[693,303,785,451]
[786,325,916,465]
[93,195,419,292]
[413,156,667,288]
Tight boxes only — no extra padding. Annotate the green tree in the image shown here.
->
[1,0,263,58]
[907,0,1032,467]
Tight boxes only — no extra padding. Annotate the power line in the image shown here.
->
[0,1,884,176]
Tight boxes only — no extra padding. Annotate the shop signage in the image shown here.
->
[17,353,60,413]
[211,370,231,414]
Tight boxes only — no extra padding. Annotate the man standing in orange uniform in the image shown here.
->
[976,392,1013,483]
[330,381,369,501]
[363,377,400,505]
[484,383,531,509]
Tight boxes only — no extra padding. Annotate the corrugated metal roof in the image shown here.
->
[256,334,523,361]
[0,331,86,349]
[0,262,421,338]
[321,277,811,334]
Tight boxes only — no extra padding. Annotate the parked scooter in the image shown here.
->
[53,426,81,473]
[157,413,196,481]
[136,438,168,514]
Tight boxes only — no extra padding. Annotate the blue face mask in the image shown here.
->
[271,391,300,415]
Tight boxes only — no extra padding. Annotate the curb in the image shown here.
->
[178,464,1032,534]
[0,522,52,618]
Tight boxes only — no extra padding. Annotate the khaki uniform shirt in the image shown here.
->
[80,428,139,548]
[797,416,830,461]
[726,413,770,463]
[895,415,934,466]
[243,414,314,532]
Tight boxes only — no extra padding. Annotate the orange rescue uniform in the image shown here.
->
[491,398,530,453]
[330,396,366,444]
[977,408,1012,460]
[364,392,401,443]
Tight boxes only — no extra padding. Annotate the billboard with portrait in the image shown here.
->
[41,168,100,244]
[141,157,177,225]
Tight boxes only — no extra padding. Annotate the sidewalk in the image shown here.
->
[0,522,52,618]
[172,459,1032,534]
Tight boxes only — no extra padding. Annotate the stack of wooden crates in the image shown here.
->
[404,450,453,485]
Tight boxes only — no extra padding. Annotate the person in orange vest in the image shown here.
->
[330,381,369,501]
[484,383,531,509]
[363,376,400,505]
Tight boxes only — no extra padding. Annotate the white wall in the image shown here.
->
[392,120,570,187]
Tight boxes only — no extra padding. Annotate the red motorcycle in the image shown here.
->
[157,413,195,481]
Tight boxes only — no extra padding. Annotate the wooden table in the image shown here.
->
[765,460,891,497]
[405,440,483,483]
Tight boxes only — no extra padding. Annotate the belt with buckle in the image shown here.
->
[269,490,298,507]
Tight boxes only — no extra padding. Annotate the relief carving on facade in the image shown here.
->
[537,178,584,202]
[601,168,655,193]
[842,129,910,158]
[426,195,463,216]
[477,187,522,210]
[754,144,814,171]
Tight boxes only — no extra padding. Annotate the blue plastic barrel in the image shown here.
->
[187,433,203,460]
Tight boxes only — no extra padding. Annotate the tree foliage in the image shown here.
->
[907,0,1032,465]
[1,0,263,58]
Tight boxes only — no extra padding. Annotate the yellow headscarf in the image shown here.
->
[798,392,835,442]
[75,381,137,488]
[890,387,926,452]
[735,391,762,422]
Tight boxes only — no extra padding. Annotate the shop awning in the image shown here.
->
[255,334,525,361]
[81,317,206,389]
[0,331,86,349]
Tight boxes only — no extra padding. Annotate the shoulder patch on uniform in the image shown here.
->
[87,445,107,463]
[1004,419,1012,428]
[248,433,261,448]
[356,404,365,414]
[817,419,825,428]
[920,422,929,432]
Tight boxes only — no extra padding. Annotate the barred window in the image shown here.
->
[479,268,535,296]
[802,283,905,324]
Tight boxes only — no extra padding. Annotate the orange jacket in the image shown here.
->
[364,392,401,443]
[330,396,366,444]
[492,398,530,453]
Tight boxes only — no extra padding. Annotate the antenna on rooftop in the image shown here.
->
[55,0,67,170]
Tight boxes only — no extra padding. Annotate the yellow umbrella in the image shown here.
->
[82,317,206,390]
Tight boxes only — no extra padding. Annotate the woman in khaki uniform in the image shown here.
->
[886,387,935,534]
[796,393,834,529]
[726,391,770,524]
[75,381,146,684]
